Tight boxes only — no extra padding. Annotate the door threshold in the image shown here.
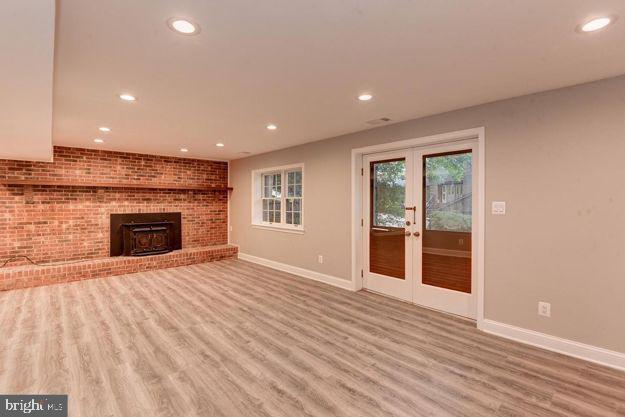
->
[361,289,476,323]
[362,288,412,304]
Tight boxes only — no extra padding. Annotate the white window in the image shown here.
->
[262,172,282,223]
[252,164,304,232]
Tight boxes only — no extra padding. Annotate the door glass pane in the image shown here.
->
[423,151,472,293]
[370,158,406,279]
[372,160,406,227]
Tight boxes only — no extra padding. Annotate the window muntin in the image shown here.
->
[286,170,302,225]
[262,173,282,223]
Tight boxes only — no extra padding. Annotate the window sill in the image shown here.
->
[251,223,305,235]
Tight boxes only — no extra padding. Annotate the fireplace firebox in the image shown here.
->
[122,221,173,256]
[110,213,182,257]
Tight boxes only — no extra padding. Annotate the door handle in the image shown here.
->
[404,231,411,237]
[413,231,421,237]
[404,206,417,224]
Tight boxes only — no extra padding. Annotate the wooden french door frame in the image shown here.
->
[353,127,484,322]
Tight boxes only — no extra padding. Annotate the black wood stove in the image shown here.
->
[122,221,173,256]
[110,212,182,257]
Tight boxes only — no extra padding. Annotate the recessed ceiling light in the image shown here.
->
[119,94,136,102]
[358,93,373,101]
[216,143,225,147]
[180,147,189,153]
[168,18,199,35]
[266,124,278,130]
[98,127,111,132]
[94,138,104,143]
[580,16,614,32]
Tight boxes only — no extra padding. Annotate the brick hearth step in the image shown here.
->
[0,245,238,291]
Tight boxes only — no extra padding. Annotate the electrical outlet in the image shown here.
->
[538,301,551,317]
[318,255,323,264]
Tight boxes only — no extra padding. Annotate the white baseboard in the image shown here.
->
[237,253,355,291]
[479,319,625,372]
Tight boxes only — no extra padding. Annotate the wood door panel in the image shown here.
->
[370,229,405,279]
[422,253,471,293]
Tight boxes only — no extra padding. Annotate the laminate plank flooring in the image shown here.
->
[1,259,624,416]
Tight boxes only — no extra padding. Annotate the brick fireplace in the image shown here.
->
[0,146,237,291]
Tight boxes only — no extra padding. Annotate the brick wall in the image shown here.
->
[0,147,229,266]
[0,146,227,187]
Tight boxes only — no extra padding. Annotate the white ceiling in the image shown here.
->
[0,0,55,161]
[28,1,625,160]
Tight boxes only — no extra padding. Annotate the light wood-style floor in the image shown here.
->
[1,260,624,417]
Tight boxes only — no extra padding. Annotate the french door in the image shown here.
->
[363,150,414,302]
[363,142,477,319]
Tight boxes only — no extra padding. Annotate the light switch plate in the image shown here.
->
[492,201,506,215]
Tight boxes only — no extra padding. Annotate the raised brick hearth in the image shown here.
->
[0,245,238,291]
[0,146,232,291]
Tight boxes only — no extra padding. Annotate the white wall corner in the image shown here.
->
[0,0,56,162]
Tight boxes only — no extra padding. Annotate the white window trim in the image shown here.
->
[251,163,305,233]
